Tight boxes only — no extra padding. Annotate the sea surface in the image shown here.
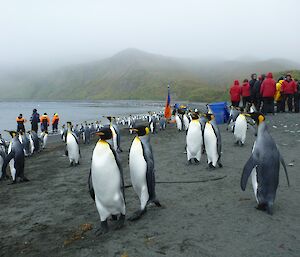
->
[0,100,164,138]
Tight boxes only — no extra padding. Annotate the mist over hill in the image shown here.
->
[0,48,299,102]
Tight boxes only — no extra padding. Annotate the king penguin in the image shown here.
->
[233,112,248,146]
[183,111,191,132]
[1,130,29,183]
[107,116,122,153]
[203,114,223,169]
[241,112,290,215]
[186,112,203,164]
[88,126,126,235]
[66,122,80,166]
[175,111,183,131]
[129,125,161,221]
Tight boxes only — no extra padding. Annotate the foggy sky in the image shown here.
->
[1,0,299,69]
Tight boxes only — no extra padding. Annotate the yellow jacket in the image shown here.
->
[275,80,284,102]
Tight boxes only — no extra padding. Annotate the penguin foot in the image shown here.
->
[256,203,267,212]
[128,209,147,221]
[21,177,30,182]
[153,200,162,207]
[95,221,109,236]
[111,215,118,221]
[194,159,200,165]
[208,163,216,170]
[218,162,223,168]
[115,214,125,230]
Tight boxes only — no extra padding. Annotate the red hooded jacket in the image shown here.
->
[241,82,251,97]
[260,73,276,97]
[281,79,297,94]
[230,80,241,102]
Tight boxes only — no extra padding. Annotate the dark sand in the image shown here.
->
[0,113,299,257]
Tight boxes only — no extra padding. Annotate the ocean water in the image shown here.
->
[0,100,164,138]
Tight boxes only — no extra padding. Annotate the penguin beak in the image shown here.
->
[130,128,139,133]
[96,132,105,136]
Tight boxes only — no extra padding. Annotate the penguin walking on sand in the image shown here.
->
[129,125,161,221]
[1,131,29,183]
[186,112,203,164]
[241,112,290,215]
[227,106,241,132]
[30,130,40,153]
[88,126,126,235]
[66,122,80,166]
[0,138,7,179]
[203,114,223,169]
[183,111,191,132]
[107,117,122,153]
[233,113,248,146]
[18,131,31,156]
[175,111,183,131]
[41,131,48,149]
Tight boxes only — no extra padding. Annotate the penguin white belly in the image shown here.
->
[150,122,154,133]
[204,123,218,166]
[66,133,79,163]
[250,142,259,203]
[43,134,48,149]
[8,143,16,180]
[110,125,118,151]
[29,135,35,154]
[175,115,182,131]
[92,142,125,221]
[129,138,149,210]
[234,115,247,144]
[186,121,202,161]
[183,115,190,131]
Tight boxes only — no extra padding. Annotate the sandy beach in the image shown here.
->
[0,113,299,257]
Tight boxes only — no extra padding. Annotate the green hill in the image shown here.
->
[0,49,299,102]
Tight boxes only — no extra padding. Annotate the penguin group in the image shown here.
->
[0,128,50,183]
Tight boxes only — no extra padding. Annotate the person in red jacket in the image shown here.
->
[260,72,276,114]
[241,79,251,109]
[229,80,241,107]
[281,73,297,112]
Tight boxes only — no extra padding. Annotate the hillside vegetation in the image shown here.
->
[0,49,299,102]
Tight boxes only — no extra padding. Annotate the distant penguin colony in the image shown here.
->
[0,104,291,239]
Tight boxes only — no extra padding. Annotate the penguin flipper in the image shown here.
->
[88,169,95,201]
[280,154,290,187]
[141,141,156,201]
[108,144,125,201]
[241,155,257,191]
[211,122,222,158]
[1,151,15,179]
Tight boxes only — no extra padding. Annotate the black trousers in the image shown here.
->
[294,93,299,113]
[231,101,240,107]
[17,124,25,133]
[282,94,293,112]
[31,123,38,133]
[242,96,251,108]
[262,97,274,114]
[253,96,262,111]
[276,100,284,113]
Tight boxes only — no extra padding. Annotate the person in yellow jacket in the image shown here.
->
[275,77,284,113]
[52,113,60,133]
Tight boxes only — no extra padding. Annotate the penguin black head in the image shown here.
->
[106,116,115,122]
[96,126,113,140]
[205,113,215,121]
[131,125,150,136]
[190,112,199,120]
[246,112,265,125]
[5,130,18,138]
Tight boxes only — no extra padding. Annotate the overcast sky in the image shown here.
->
[1,0,299,69]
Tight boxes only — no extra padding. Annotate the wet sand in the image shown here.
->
[0,113,299,257]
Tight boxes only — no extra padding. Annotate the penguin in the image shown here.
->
[241,112,290,215]
[233,113,248,146]
[66,122,80,166]
[107,117,122,153]
[28,132,35,155]
[227,106,241,132]
[129,125,161,221]
[60,125,67,142]
[88,126,125,235]
[0,142,6,179]
[30,130,40,153]
[175,111,183,131]
[1,131,29,183]
[149,116,157,134]
[159,116,167,130]
[183,111,191,131]
[18,131,31,156]
[203,114,222,169]
[186,112,203,164]
[83,123,91,144]
[41,131,48,149]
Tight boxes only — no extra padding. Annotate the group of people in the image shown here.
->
[16,109,60,133]
[229,72,300,114]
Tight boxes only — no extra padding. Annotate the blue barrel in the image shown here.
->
[208,102,229,124]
